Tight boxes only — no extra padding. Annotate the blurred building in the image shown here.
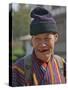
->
[20,5,66,60]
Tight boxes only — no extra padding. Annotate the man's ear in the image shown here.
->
[31,38,33,46]
[31,37,34,46]
[31,36,36,49]
[54,33,58,42]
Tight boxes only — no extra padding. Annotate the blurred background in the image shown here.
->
[10,3,66,63]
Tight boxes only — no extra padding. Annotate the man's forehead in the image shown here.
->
[32,33,53,38]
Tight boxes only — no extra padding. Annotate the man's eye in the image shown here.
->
[35,38,40,41]
[44,38,51,40]
[44,38,49,40]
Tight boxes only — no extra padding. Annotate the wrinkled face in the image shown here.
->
[32,33,58,62]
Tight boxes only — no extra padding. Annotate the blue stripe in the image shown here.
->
[33,62,41,82]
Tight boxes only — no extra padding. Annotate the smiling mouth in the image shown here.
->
[39,49,50,53]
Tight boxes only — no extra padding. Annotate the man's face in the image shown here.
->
[32,33,58,62]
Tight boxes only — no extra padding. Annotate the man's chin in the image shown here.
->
[35,50,52,62]
[40,51,51,58]
[39,54,51,63]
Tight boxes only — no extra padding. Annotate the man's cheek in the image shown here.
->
[33,44,38,49]
[49,41,55,48]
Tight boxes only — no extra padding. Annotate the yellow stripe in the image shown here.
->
[61,58,65,70]
[54,59,61,83]
[13,65,25,75]
[62,58,65,63]
[33,73,38,85]
[48,61,55,84]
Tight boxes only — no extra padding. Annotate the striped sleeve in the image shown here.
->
[60,58,66,77]
[61,57,66,82]
[58,57,66,83]
[12,58,25,86]
[54,55,66,83]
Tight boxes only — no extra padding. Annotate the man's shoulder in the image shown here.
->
[54,54,65,63]
[54,54,65,71]
[15,54,32,67]
[54,54,66,78]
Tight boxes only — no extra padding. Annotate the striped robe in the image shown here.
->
[12,53,65,86]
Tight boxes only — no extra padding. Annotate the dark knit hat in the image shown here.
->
[30,7,57,35]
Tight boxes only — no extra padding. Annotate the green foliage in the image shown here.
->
[12,40,26,63]
[13,47,25,57]
[12,47,25,63]
[12,4,31,63]
[12,4,31,40]
[12,55,17,63]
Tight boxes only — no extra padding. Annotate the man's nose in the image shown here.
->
[41,41,48,47]
[42,43,47,47]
